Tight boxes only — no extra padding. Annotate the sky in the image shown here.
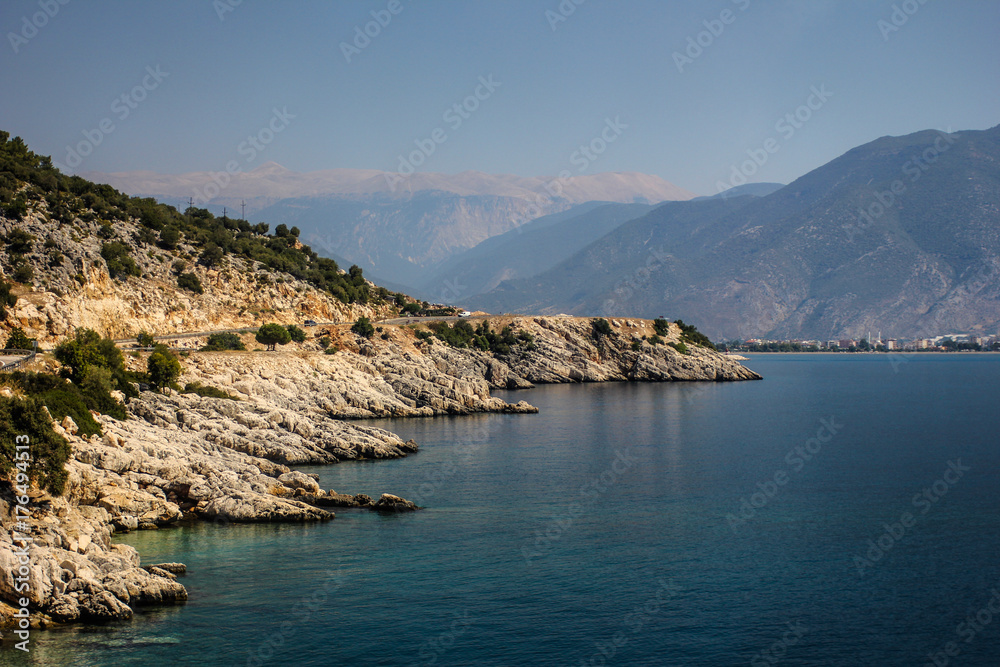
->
[1,0,997,196]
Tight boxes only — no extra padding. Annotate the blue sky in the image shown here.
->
[1,0,997,195]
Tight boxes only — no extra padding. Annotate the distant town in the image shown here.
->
[717,332,998,353]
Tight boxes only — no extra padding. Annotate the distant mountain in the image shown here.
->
[471,125,1000,340]
[415,202,655,303]
[691,182,785,201]
[84,165,694,287]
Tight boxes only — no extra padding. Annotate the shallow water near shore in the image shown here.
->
[7,354,1000,665]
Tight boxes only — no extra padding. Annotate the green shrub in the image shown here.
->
[351,317,375,339]
[12,263,33,283]
[147,344,181,392]
[100,242,141,279]
[653,318,670,336]
[669,341,689,355]
[286,325,306,343]
[202,332,246,351]
[318,335,331,349]
[177,272,204,294]
[592,318,613,338]
[4,228,33,255]
[674,319,716,350]
[181,381,239,401]
[136,331,155,347]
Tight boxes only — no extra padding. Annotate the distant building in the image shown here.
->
[886,339,896,350]
[839,339,855,349]
[827,340,839,349]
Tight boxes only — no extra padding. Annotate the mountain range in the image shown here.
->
[85,124,1000,340]
[83,165,694,287]
[471,125,1000,340]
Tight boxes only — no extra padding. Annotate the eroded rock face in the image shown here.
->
[0,497,187,626]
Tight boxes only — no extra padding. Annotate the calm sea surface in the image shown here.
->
[7,354,1000,666]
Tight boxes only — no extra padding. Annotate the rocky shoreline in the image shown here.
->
[1,315,759,628]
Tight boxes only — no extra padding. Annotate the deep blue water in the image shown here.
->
[6,354,1000,666]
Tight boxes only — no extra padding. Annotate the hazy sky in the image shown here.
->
[1,0,997,195]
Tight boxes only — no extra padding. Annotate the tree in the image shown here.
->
[147,344,181,393]
[256,323,292,351]
[54,328,104,383]
[351,317,375,339]
[4,326,35,350]
[136,331,155,347]
[286,325,306,343]
[54,328,133,396]
[274,224,289,238]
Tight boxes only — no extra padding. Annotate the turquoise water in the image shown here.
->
[5,354,1000,665]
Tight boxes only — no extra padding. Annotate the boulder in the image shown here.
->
[371,493,418,513]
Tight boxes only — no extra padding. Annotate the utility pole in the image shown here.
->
[241,200,246,220]
[223,206,227,218]
[187,197,194,211]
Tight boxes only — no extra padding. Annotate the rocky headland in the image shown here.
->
[1,313,758,627]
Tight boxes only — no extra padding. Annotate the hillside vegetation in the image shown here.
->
[0,131,410,342]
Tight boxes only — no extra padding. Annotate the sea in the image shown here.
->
[5,353,1000,666]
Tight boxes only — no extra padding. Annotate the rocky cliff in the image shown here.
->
[1,208,394,345]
